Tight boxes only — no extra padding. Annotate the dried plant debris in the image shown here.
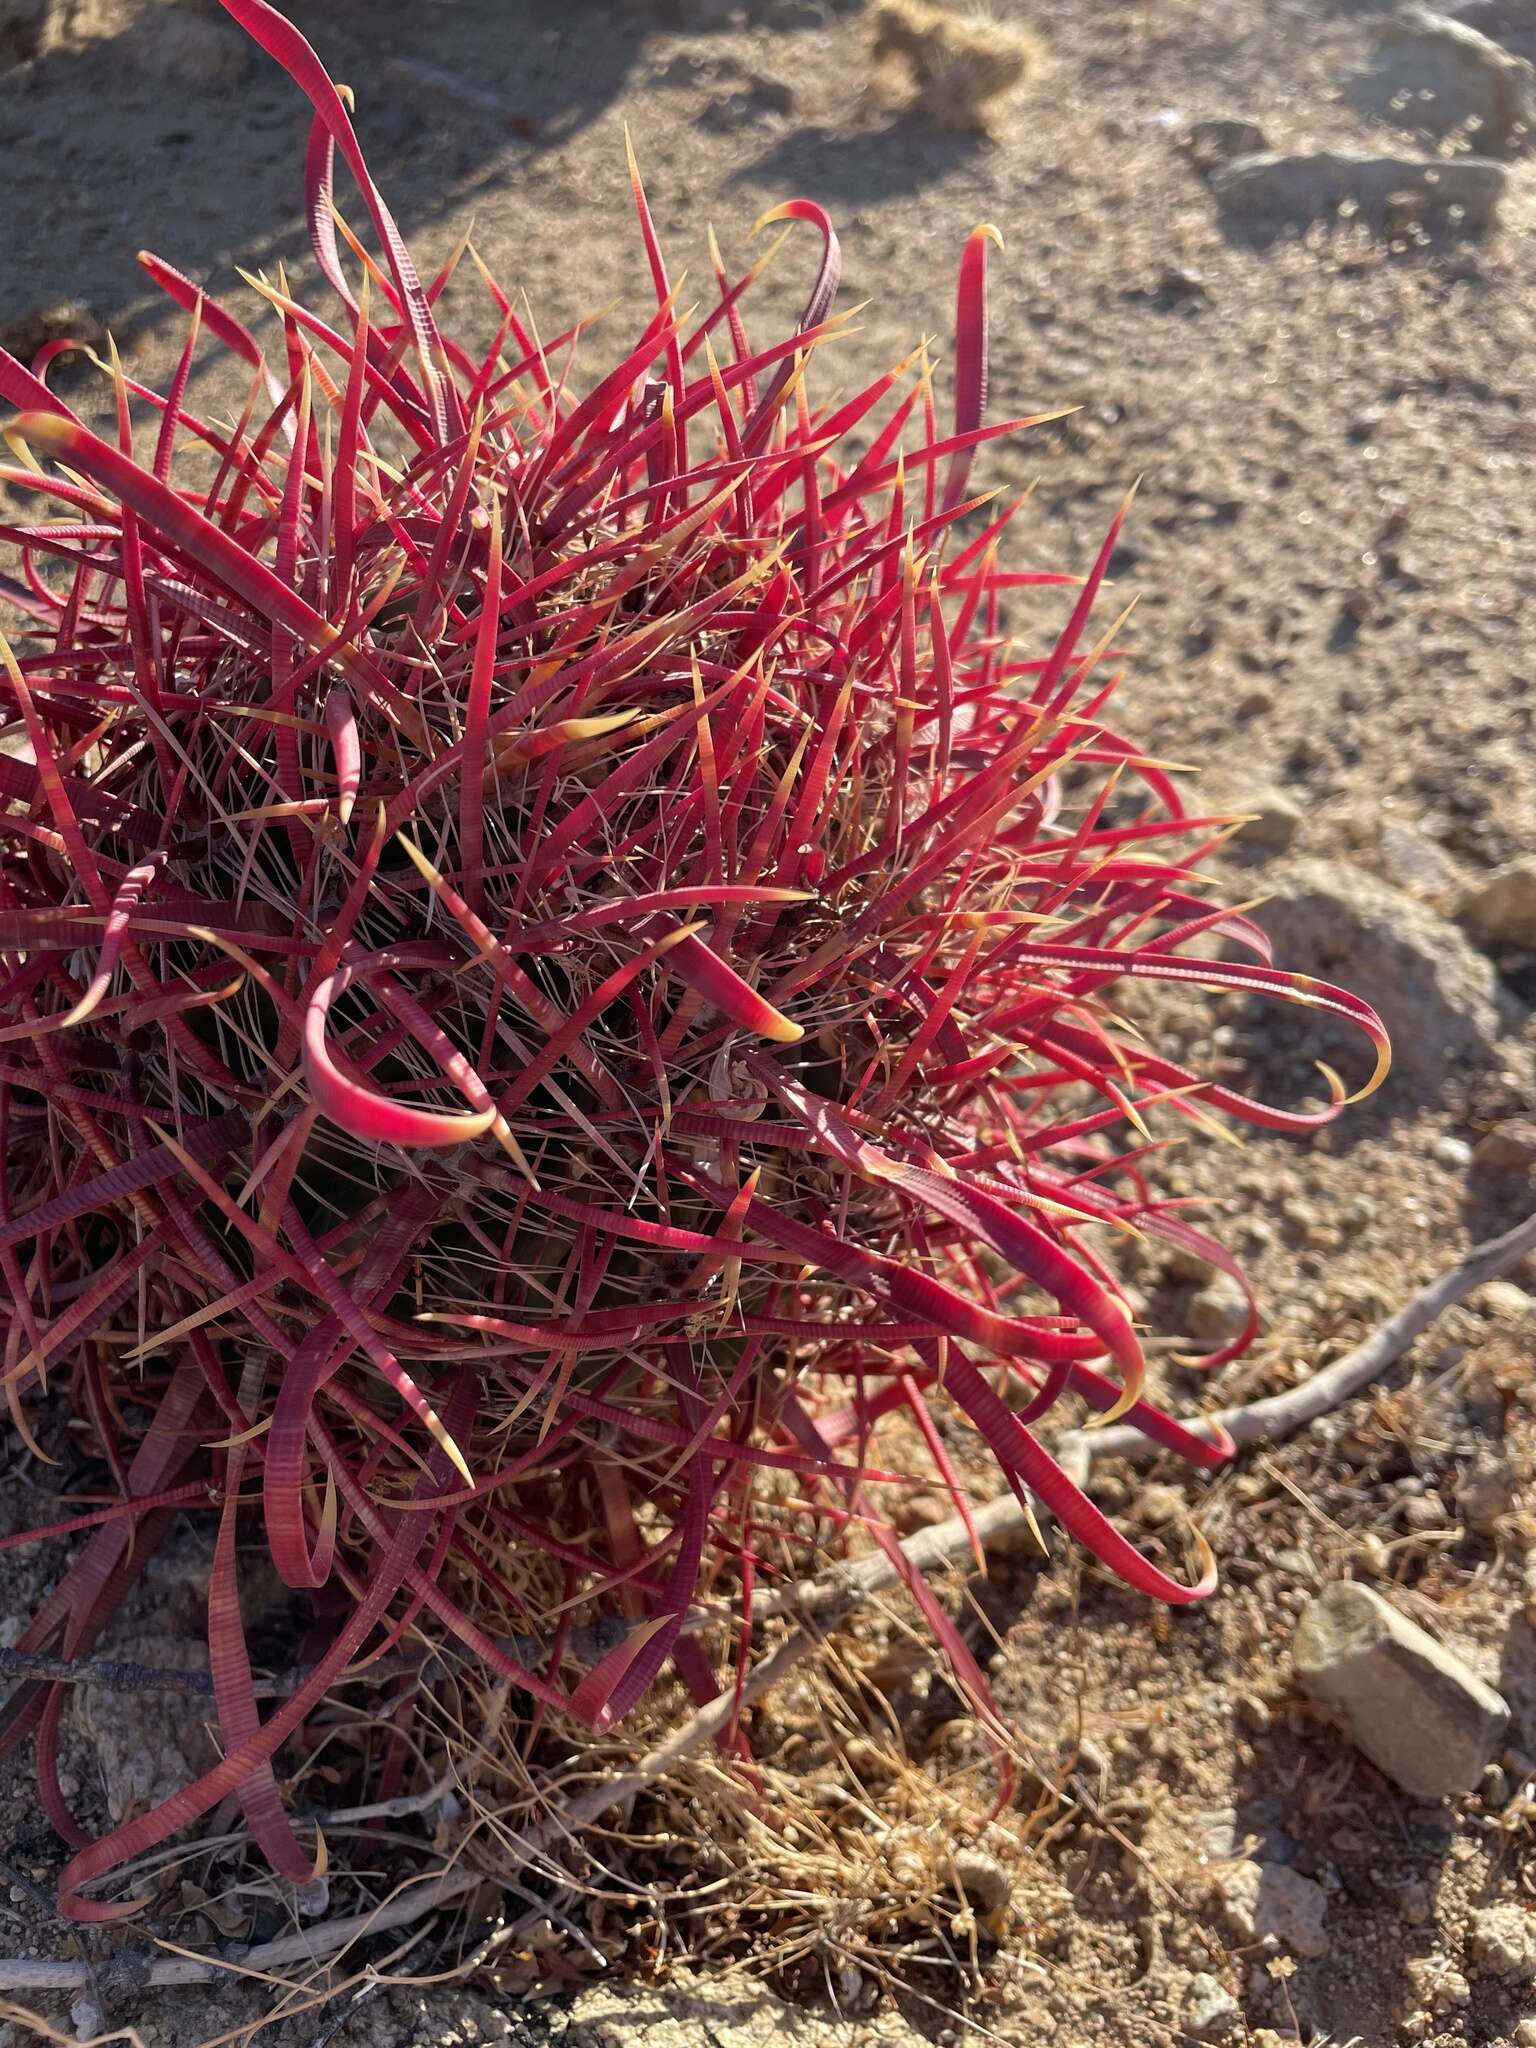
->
[868,0,1040,134]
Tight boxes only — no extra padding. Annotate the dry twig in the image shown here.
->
[1053,1204,1536,1483]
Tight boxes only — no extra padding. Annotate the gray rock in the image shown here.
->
[1183,1971,1241,2039]
[1469,1901,1536,1981]
[1229,785,1306,852]
[1211,148,1506,235]
[1349,5,1536,153]
[1397,1879,1433,1923]
[68,2000,104,2045]
[1248,858,1514,1107]
[1217,1859,1331,1958]
[1376,820,1455,897]
[1188,1275,1252,1345]
[1294,1581,1509,1796]
[1457,856,1536,946]
[1197,1806,1241,1859]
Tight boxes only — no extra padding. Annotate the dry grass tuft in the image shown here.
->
[406,1410,1067,2022]
[869,0,1041,135]
[437,1581,1066,2018]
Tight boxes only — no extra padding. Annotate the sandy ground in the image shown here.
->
[1,0,1535,2042]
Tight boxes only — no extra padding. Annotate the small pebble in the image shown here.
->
[1274,1546,1317,1580]
[1188,1275,1250,1344]
[1182,1970,1240,2039]
[1398,1880,1432,1925]
[1217,1858,1330,1957]
[1400,1493,1449,1531]
[952,1847,1012,1914]
[1471,1280,1533,1321]
[1404,1956,1470,2011]
[1228,786,1304,852]
[1457,858,1536,949]
[1136,1483,1186,1529]
[1472,1119,1536,1175]
[893,1490,950,1534]
[1432,1135,1473,1169]
[1235,1693,1273,1735]
[1197,1808,1240,1861]
[1469,1901,1536,1982]
[1480,1763,1510,1806]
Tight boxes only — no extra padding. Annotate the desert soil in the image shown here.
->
[1,0,1535,2044]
